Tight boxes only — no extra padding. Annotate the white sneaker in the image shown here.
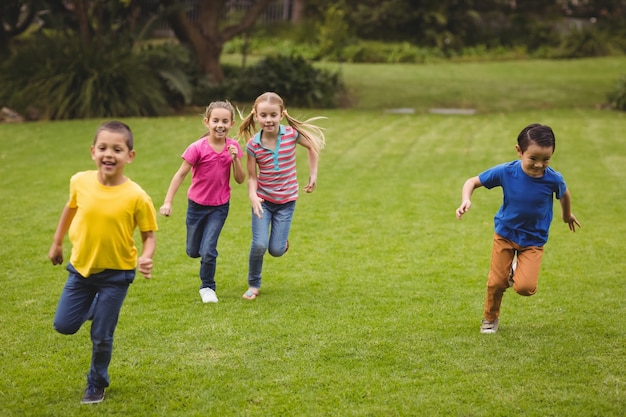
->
[507,261,517,288]
[480,318,499,334]
[199,288,218,303]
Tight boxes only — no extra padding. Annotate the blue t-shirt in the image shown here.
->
[479,160,567,247]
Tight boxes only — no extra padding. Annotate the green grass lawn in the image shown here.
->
[0,57,625,416]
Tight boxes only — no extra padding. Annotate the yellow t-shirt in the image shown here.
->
[67,171,158,277]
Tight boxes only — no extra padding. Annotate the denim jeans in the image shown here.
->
[248,200,295,289]
[53,264,135,389]
[186,199,229,291]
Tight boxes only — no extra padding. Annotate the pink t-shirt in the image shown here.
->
[183,137,242,206]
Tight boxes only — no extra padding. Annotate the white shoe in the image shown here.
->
[507,261,517,288]
[199,288,218,303]
[480,318,499,334]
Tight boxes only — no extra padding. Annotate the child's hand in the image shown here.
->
[456,200,472,219]
[48,244,63,265]
[303,176,317,193]
[227,144,238,160]
[250,195,264,219]
[138,257,153,279]
[564,213,581,232]
[160,203,172,217]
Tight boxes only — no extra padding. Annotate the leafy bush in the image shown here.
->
[607,74,626,111]
[222,54,345,108]
[0,35,191,120]
[553,27,616,58]
[138,41,195,110]
[341,40,445,63]
[316,4,353,61]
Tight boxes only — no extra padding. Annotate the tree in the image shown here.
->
[41,0,147,46]
[163,0,273,84]
[0,1,38,56]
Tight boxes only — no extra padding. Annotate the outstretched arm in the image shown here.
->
[247,154,264,219]
[299,136,319,193]
[137,231,156,279]
[559,189,581,232]
[456,176,483,220]
[160,160,192,216]
[48,205,77,265]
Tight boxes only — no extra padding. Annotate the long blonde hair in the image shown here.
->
[238,92,326,155]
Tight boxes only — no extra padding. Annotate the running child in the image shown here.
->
[455,123,580,334]
[49,121,157,404]
[160,101,245,303]
[238,92,326,300]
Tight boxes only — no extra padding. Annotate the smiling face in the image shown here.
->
[204,107,235,140]
[255,101,284,135]
[91,129,135,185]
[516,141,554,178]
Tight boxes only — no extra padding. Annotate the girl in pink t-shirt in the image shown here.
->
[160,101,245,303]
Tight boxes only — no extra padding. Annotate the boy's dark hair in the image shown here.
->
[517,123,555,152]
[94,121,134,150]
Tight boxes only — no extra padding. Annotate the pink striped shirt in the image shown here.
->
[247,125,300,204]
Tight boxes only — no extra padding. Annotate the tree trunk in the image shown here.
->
[73,0,92,46]
[291,0,305,24]
[165,0,273,84]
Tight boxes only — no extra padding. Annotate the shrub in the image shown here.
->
[0,35,190,120]
[338,40,445,64]
[223,54,345,108]
[553,27,615,58]
[138,41,195,110]
[316,4,353,61]
[607,74,626,111]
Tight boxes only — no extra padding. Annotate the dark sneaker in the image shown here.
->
[480,318,499,334]
[81,385,105,404]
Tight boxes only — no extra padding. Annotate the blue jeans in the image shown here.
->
[248,200,295,289]
[186,199,229,291]
[54,264,135,389]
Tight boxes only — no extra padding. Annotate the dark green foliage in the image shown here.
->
[607,74,626,111]
[553,27,614,58]
[0,35,192,120]
[223,54,345,108]
[138,42,194,109]
[341,40,446,63]
[189,64,241,107]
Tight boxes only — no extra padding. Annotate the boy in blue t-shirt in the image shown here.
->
[455,123,580,334]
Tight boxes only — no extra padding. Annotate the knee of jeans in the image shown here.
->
[54,321,80,335]
[186,249,201,259]
[268,246,285,257]
[515,285,537,296]
[200,249,218,262]
[487,281,508,291]
[250,242,268,256]
[92,336,113,350]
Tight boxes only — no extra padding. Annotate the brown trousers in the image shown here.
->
[484,233,544,322]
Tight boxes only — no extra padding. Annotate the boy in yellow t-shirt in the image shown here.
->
[48,121,157,404]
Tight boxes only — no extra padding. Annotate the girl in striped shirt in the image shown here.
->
[238,92,326,300]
